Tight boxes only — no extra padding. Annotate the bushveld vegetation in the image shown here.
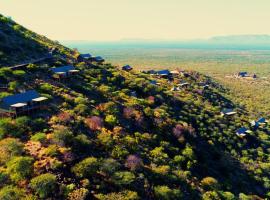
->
[0,14,270,199]
[87,48,270,117]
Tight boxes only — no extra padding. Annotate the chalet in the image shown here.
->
[155,70,170,78]
[236,127,251,137]
[76,53,92,62]
[148,70,156,75]
[0,90,48,117]
[51,66,79,79]
[250,120,260,127]
[92,56,105,63]
[251,117,269,127]
[257,117,269,124]
[221,108,237,116]
[238,72,248,77]
[122,65,133,71]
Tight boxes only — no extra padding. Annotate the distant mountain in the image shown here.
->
[207,35,270,44]
[63,35,270,50]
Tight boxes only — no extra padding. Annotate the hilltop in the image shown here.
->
[0,14,75,67]
[0,14,269,200]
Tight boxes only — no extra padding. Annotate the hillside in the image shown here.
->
[0,14,75,67]
[0,15,270,200]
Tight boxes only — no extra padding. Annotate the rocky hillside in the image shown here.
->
[0,15,269,200]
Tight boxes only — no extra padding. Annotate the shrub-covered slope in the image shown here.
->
[0,14,75,67]
[0,16,269,200]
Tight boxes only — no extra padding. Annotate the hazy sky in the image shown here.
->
[1,0,270,41]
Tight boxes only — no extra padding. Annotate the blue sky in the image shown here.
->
[1,0,270,41]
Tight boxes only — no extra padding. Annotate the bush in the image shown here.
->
[105,115,118,126]
[0,117,30,139]
[95,190,139,200]
[6,156,33,182]
[31,132,47,143]
[68,188,89,200]
[0,185,26,200]
[30,173,57,199]
[85,116,104,131]
[112,171,135,186]
[202,191,221,200]
[154,185,182,200]
[0,138,24,165]
[72,157,99,178]
[100,158,120,175]
[201,177,219,191]
[51,125,73,146]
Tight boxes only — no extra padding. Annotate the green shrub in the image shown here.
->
[72,157,99,178]
[154,185,182,200]
[6,156,33,182]
[112,171,135,186]
[0,138,23,165]
[30,173,57,199]
[30,132,46,143]
[201,177,219,191]
[0,185,26,200]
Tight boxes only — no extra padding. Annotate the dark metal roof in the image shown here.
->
[221,108,234,114]
[236,127,248,134]
[156,70,170,75]
[122,65,133,70]
[257,118,266,123]
[93,56,104,62]
[51,66,75,73]
[1,90,40,109]
[80,54,92,59]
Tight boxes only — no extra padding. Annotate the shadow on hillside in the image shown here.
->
[192,136,266,197]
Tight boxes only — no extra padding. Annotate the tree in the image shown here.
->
[6,156,33,182]
[72,157,99,178]
[0,138,23,165]
[30,173,57,199]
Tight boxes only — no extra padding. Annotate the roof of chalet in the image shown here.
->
[80,53,92,59]
[93,56,105,62]
[122,65,133,70]
[236,127,248,134]
[257,117,266,123]
[156,70,170,75]
[221,108,237,115]
[51,66,75,74]
[0,90,40,110]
